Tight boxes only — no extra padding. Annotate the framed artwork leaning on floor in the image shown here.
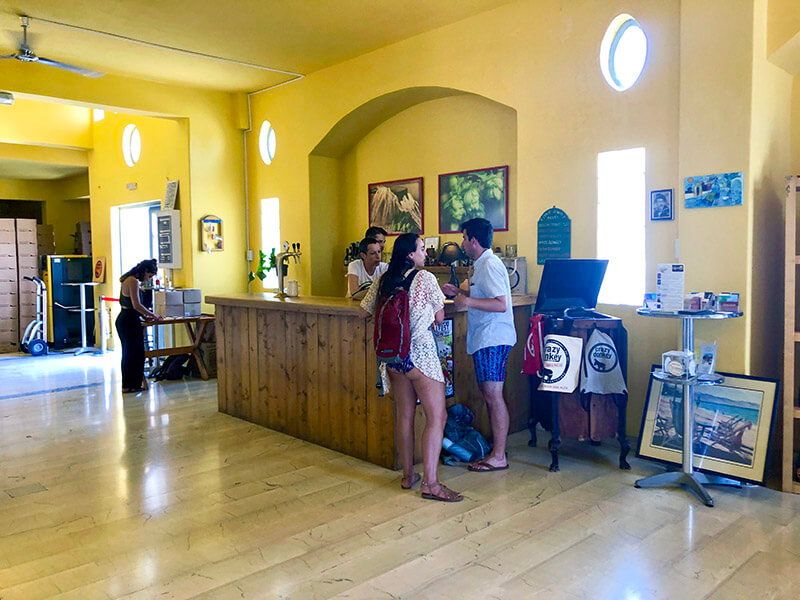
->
[637,366,779,485]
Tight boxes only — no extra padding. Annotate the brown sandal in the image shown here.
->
[401,472,421,490]
[420,481,463,502]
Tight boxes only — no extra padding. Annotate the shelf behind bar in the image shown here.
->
[795,407,800,420]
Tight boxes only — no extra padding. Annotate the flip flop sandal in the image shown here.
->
[400,472,421,490]
[421,482,463,502]
[467,461,509,472]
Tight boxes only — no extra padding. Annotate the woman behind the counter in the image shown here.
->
[117,259,161,393]
[360,233,462,502]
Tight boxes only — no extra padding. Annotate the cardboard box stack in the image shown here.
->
[75,221,91,255]
[37,224,56,256]
[153,288,202,317]
[0,219,18,352]
[16,219,39,331]
[182,288,202,316]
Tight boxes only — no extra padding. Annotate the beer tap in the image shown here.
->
[275,240,302,297]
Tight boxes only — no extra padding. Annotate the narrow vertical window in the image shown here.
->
[597,147,645,305]
[261,197,280,289]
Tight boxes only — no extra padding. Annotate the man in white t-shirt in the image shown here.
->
[346,236,388,299]
[441,218,516,472]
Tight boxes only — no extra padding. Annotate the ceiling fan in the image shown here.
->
[0,16,103,78]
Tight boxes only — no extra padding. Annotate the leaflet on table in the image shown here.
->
[656,263,684,311]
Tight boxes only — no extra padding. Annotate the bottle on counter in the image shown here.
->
[445,265,459,299]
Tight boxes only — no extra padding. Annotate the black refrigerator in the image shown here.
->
[44,255,94,349]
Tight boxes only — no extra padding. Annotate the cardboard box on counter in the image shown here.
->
[155,304,185,317]
[153,289,184,306]
[184,302,202,316]
[181,288,201,304]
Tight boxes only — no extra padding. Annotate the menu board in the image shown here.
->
[537,207,571,265]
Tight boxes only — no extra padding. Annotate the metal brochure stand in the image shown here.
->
[61,281,101,355]
[635,308,743,507]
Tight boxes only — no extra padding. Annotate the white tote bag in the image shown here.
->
[538,334,583,393]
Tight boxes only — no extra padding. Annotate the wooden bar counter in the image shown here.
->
[207,292,535,469]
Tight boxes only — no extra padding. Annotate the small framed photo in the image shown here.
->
[637,366,779,485]
[650,189,673,221]
[423,236,440,251]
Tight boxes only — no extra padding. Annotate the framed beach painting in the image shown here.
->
[368,177,423,235]
[439,166,508,233]
[684,172,743,209]
[637,367,779,485]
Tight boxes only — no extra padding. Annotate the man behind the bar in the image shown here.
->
[441,217,516,471]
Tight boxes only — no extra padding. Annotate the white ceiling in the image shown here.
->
[0,0,518,92]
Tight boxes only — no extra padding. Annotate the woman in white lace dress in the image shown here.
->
[361,233,462,502]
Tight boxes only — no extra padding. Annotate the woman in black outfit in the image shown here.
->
[116,259,161,393]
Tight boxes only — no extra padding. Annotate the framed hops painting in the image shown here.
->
[439,166,508,233]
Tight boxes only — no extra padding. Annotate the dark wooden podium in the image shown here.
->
[528,314,631,471]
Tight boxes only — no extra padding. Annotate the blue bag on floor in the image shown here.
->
[441,404,491,465]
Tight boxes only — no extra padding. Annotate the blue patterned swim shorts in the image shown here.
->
[472,345,511,382]
[386,355,415,374]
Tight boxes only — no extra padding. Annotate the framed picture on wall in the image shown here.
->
[637,366,779,485]
[650,189,673,221]
[439,165,508,233]
[367,177,423,235]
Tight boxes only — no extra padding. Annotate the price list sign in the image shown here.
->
[537,207,571,265]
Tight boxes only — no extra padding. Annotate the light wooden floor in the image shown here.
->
[0,353,798,600]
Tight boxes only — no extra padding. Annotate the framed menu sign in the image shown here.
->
[537,207,571,265]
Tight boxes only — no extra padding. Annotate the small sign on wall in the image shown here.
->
[200,215,224,252]
[537,206,571,265]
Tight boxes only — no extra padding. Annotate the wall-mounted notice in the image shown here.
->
[163,180,179,210]
[537,207,571,265]
[157,209,182,269]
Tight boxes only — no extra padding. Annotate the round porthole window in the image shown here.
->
[122,124,141,167]
[600,14,647,92]
[259,120,277,165]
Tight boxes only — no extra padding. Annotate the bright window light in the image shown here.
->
[92,109,105,122]
[259,120,277,165]
[600,14,647,91]
[261,197,280,289]
[122,124,141,167]
[597,147,645,305]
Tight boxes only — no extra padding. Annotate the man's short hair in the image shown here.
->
[359,236,380,255]
[365,226,387,238]
[460,218,493,249]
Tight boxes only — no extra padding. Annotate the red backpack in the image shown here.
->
[374,271,418,363]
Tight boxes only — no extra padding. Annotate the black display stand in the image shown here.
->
[528,315,630,472]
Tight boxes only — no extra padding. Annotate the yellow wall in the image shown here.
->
[89,112,190,296]
[311,93,516,297]
[0,61,248,315]
[248,0,683,433]
[0,97,91,149]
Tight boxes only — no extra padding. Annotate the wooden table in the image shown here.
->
[140,314,215,390]
[206,293,535,469]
